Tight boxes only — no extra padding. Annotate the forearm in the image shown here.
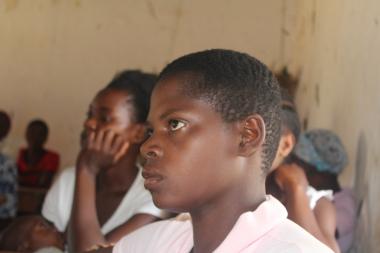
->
[284,185,330,245]
[84,246,113,253]
[69,168,106,252]
[105,214,158,243]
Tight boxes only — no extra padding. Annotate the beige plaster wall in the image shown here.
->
[283,1,380,251]
[1,1,379,251]
[0,0,284,167]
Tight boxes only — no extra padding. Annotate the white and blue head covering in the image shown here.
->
[293,129,348,174]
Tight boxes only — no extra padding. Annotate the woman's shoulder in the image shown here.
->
[114,217,192,252]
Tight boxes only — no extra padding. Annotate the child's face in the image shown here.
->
[141,74,242,213]
[83,89,139,144]
[24,217,64,251]
[26,125,47,149]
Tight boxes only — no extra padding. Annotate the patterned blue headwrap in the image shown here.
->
[293,129,348,174]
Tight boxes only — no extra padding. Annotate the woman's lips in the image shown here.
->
[142,170,163,190]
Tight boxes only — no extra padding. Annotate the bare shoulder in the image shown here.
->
[314,197,341,253]
[314,197,336,219]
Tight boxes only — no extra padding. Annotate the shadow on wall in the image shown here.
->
[349,132,371,253]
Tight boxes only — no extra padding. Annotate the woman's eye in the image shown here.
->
[168,120,185,131]
[100,115,112,123]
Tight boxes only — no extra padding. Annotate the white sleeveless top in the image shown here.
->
[42,164,166,234]
[306,186,333,209]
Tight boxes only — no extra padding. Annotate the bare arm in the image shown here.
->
[68,167,104,253]
[84,246,113,253]
[79,214,159,253]
[285,186,340,252]
[314,198,341,253]
[105,213,158,243]
[79,214,157,253]
[275,164,340,253]
[69,178,158,252]
[68,130,129,253]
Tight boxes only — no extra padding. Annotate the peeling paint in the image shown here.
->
[51,0,60,5]
[167,0,183,58]
[75,0,81,8]
[353,131,371,253]
[311,0,316,34]
[303,117,309,130]
[315,82,320,106]
[279,0,287,64]
[146,0,158,21]
[4,0,18,12]
[355,132,368,189]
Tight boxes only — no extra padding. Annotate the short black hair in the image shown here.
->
[0,110,11,141]
[280,87,301,142]
[104,70,157,123]
[27,119,49,139]
[158,49,281,173]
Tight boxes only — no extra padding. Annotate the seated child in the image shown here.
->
[108,49,334,253]
[292,129,357,253]
[266,90,340,253]
[17,120,60,188]
[0,215,64,253]
[0,111,18,229]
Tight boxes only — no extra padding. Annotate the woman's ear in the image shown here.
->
[279,130,296,158]
[271,130,296,169]
[238,115,265,157]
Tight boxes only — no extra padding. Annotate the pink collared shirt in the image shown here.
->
[113,196,333,253]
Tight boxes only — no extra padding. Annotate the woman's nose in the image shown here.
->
[140,135,162,160]
[84,117,97,132]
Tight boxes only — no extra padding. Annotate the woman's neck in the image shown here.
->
[190,182,266,253]
[97,144,140,192]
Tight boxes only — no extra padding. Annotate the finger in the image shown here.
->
[102,130,115,151]
[110,134,123,153]
[86,131,96,149]
[111,133,129,153]
[111,134,129,158]
[94,129,106,150]
[114,141,130,162]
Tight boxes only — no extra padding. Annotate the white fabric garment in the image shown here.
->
[113,196,333,253]
[42,165,166,234]
[306,186,333,209]
[33,247,64,253]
